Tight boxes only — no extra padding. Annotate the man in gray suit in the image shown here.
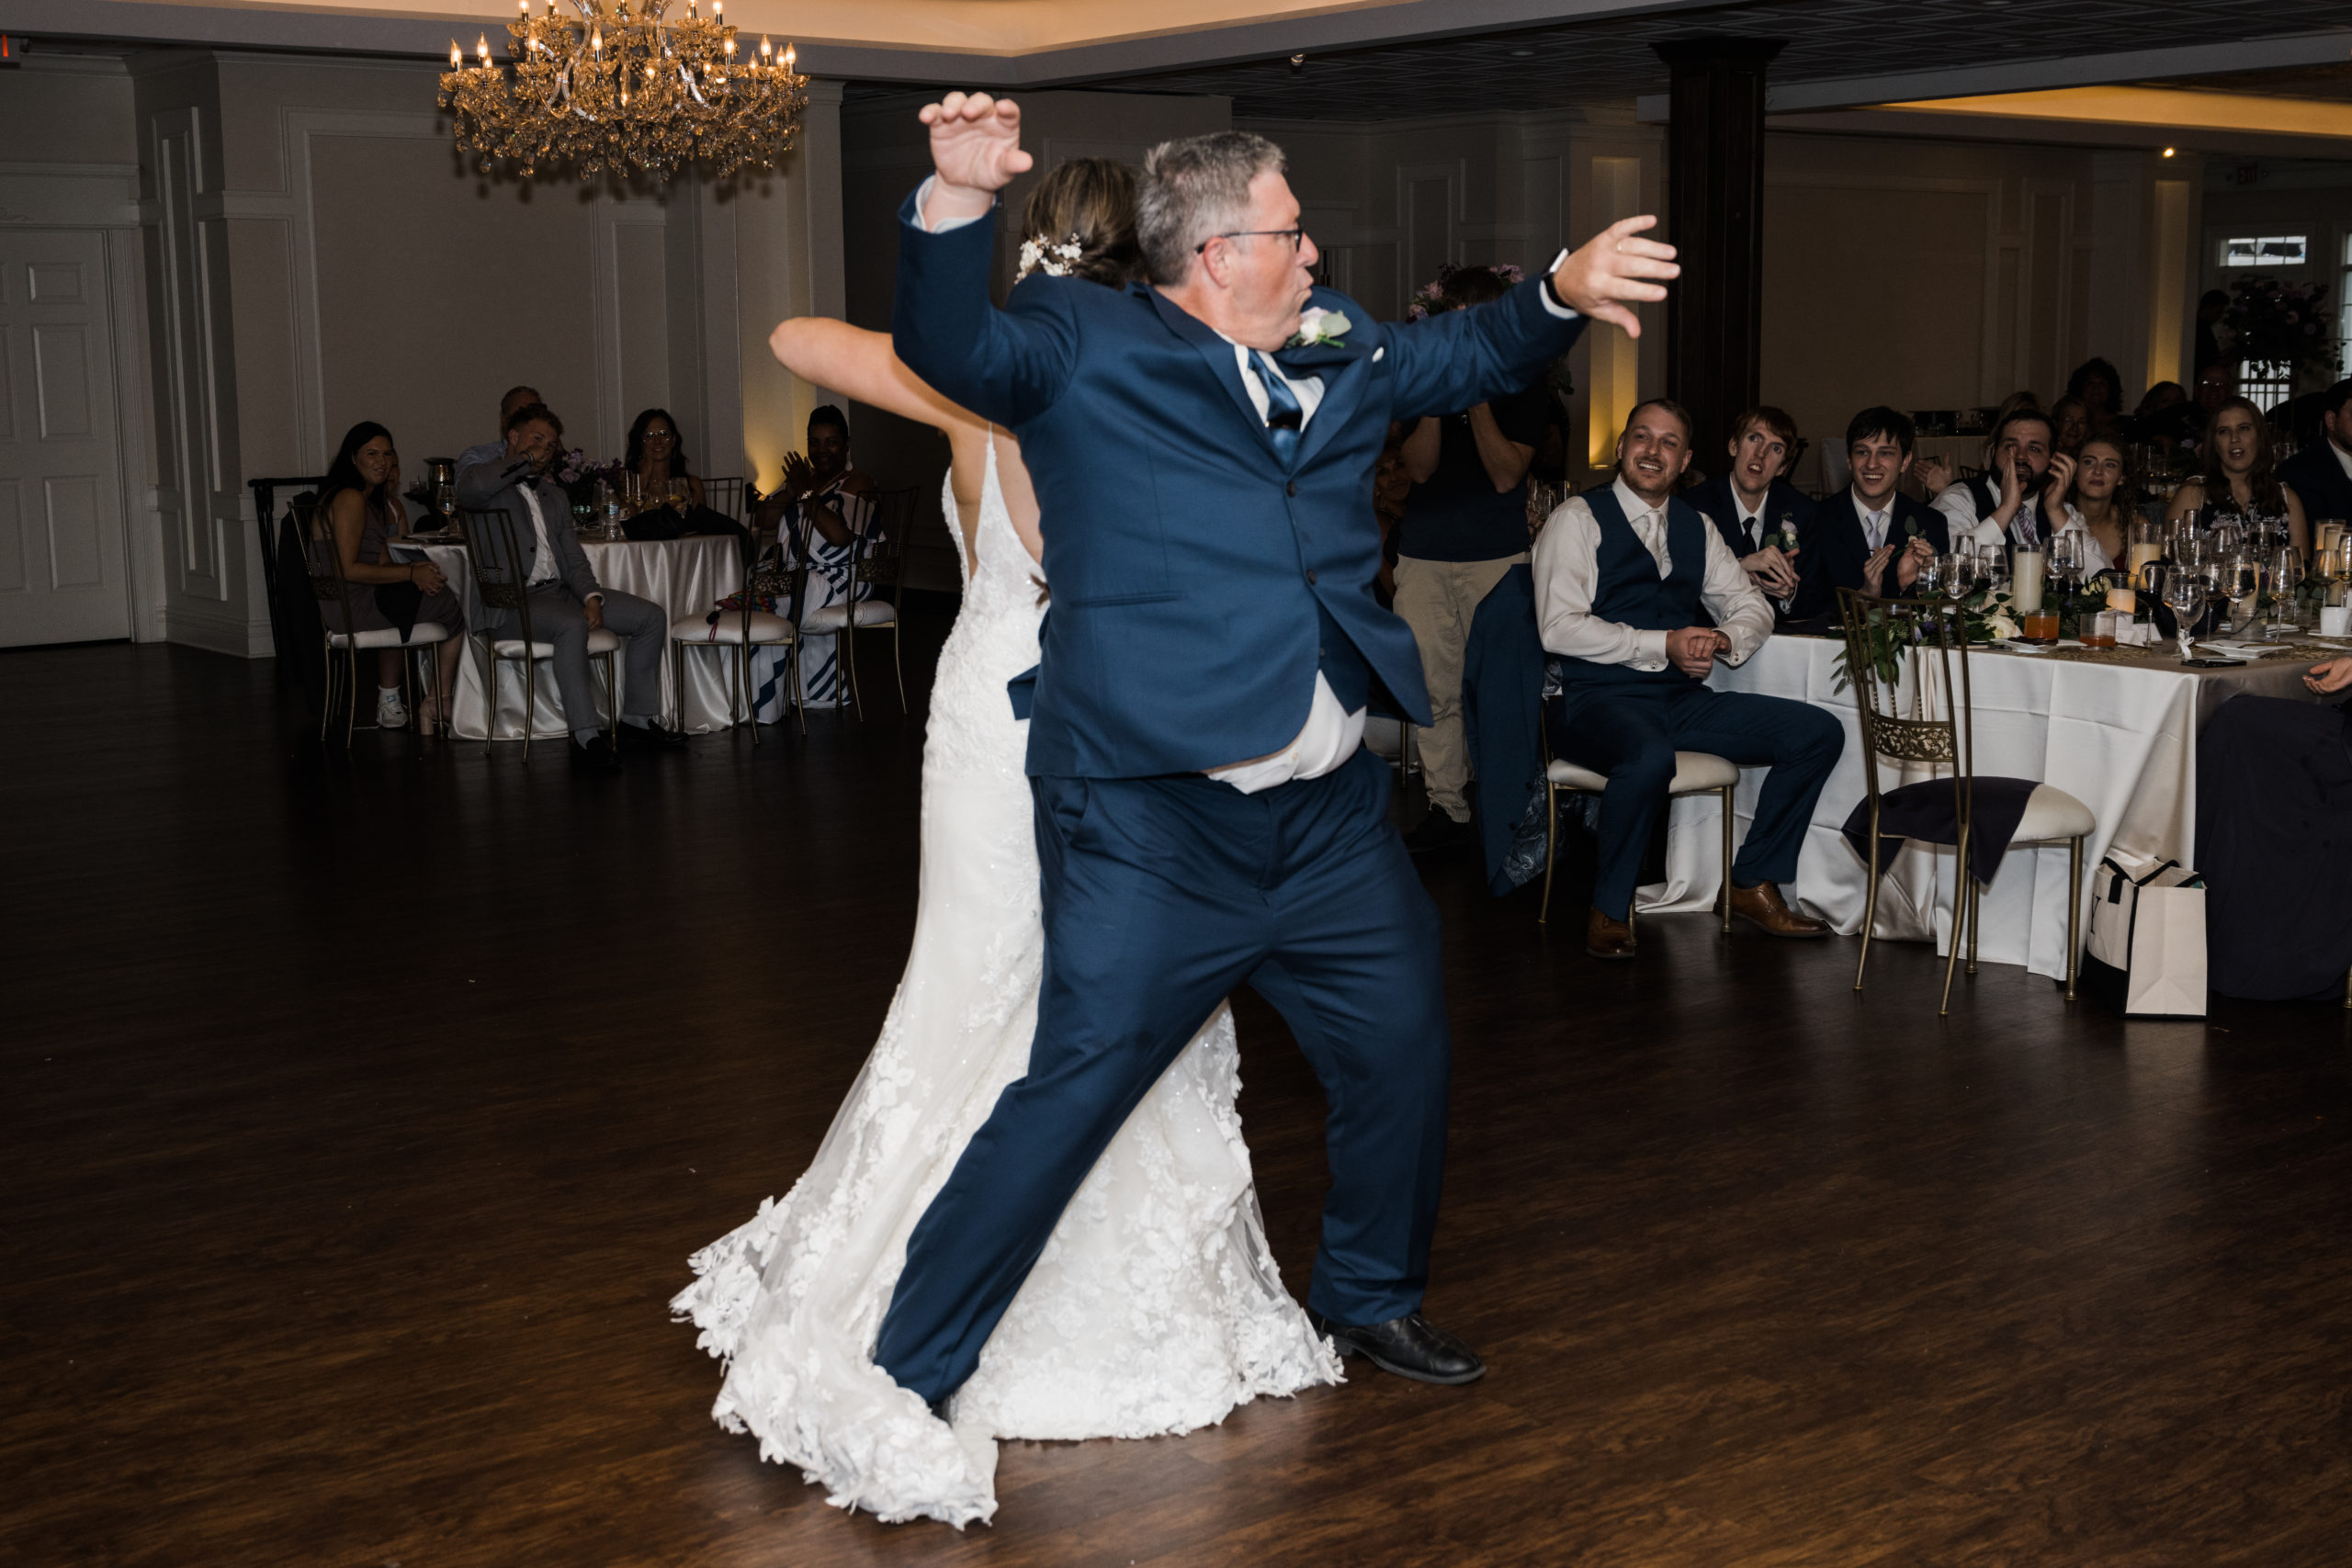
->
[457,383,542,475]
[456,401,684,770]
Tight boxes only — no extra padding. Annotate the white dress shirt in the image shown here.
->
[1531,477,1776,670]
[1939,479,2052,553]
[916,178,1577,790]
[516,480,560,588]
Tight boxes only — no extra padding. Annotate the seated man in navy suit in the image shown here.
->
[1684,404,1821,622]
[1814,406,1948,602]
[2279,377,2352,528]
[1532,399,1843,960]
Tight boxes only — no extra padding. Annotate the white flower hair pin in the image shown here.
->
[1286,306,1352,348]
[1016,233,1084,280]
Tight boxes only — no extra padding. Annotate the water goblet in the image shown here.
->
[2165,575,2207,661]
[2225,555,2263,633]
[2269,546,2304,639]
[2049,532,2082,605]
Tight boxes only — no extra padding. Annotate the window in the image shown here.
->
[2240,358,2292,412]
[2339,233,2352,381]
[2222,234,2308,267]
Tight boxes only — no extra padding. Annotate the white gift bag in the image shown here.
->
[2084,849,2207,1018]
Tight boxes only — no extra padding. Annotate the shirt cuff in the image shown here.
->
[583,591,605,603]
[1633,628,1669,668]
[1538,251,1582,320]
[912,175,987,235]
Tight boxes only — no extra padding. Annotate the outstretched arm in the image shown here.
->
[770,318,985,442]
[892,92,1073,427]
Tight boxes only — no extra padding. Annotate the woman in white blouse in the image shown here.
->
[2054,434,2135,574]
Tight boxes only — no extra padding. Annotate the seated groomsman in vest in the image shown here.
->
[1532,400,1844,959]
[1686,404,1822,622]
[1934,404,2070,554]
[1815,406,1950,600]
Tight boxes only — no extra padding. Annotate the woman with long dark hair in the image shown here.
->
[2165,396,2308,549]
[2059,434,2138,572]
[316,421,464,730]
[621,408,750,552]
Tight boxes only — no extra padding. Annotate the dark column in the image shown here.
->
[1653,38,1782,467]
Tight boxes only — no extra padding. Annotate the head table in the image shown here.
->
[391,534,744,740]
[1644,632,2334,981]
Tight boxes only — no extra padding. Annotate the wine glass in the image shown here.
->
[2209,518,2245,560]
[1913,551,1943,603]
[1943,552,1979,602]
[1979,542,2009,595]
[2269,545,2304,639]
[2226,555,2263,633]
[2165,574,2207,661]
[2049,532,2082,604]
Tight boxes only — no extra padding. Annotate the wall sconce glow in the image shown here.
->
[2163,146,2177,157]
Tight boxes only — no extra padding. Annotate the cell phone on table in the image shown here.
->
[2182,657,2245,668]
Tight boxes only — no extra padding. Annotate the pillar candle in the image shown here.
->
[2106,586,2136,615]
[2011,550,2044,614]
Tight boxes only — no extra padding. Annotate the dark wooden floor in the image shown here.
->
[7,626,2351,1568]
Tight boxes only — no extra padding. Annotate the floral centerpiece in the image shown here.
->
[2224,276,2337,380]
[555,448,628,513]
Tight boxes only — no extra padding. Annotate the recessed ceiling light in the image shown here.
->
[1510,48,1535,58]
[2163,146,2177,156]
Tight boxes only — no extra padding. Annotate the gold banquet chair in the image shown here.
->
[1837,588,2097,1015]
[674,554,804,745]
[1536,726,1739,935]
[802,486,914,718]
[294,497,450,748]
[458,505,619,761]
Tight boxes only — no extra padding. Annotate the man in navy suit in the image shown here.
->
[1684,405,1822,622]
[1814,407,1949,602]
[2279,378,2352,528]
[872,94,1678,1402]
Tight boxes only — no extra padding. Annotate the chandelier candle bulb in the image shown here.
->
[449,39,461,66]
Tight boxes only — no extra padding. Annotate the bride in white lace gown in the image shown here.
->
[671,190,1339,1529]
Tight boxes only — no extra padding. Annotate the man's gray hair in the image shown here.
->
[1137,130,1287,286]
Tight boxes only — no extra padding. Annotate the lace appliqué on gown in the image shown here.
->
[671,441,1339,1528]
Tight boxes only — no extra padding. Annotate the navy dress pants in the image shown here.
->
[874,747,1452,1404]
[1551,680,1844,921]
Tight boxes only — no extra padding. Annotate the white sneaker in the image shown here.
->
[375,688,409,729]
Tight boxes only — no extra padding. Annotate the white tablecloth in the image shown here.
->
[1642,636,2325,979]
[401,536,744,739]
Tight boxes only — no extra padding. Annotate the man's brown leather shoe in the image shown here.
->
[1728,880,1830,937]
[1586,907,1636,960]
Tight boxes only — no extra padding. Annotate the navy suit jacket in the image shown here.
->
[1812,486,1949,603]
[892,191,1587,778]
[2280,443,2352,527]
[1684,474,1824,622]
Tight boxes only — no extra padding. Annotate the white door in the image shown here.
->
[0,230,131,646]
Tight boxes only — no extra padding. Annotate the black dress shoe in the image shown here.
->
[569,736,622,773]
[1308,1309,1486,1385]
[616,719,689,752]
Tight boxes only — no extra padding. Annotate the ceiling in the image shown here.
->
[1081,0,2352,121]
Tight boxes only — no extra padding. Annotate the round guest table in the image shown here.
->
[1643,633,2333,982]
[393,533,745,740]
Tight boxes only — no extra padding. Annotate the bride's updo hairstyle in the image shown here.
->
[1019,157,1141,289]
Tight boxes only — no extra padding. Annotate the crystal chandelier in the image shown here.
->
[441,1,808,182]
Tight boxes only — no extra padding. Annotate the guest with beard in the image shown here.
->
[620,407,752,558]
[457,400,686,770]
[1816,407,1947,600]
[1938,403,2067,554]
[1684,403,1820,622]
[1532,399,1840,959]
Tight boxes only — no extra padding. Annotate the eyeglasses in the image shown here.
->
[1194,227,1306,254]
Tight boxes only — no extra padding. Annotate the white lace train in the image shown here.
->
[671,443,1339,1528]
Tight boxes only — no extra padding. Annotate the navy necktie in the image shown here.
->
[1248,350,1302,466]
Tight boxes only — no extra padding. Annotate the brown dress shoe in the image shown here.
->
[1585,907,1637,960]
[1728,880,1830,937]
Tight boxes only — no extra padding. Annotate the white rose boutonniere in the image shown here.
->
[1287,307,1352,348]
